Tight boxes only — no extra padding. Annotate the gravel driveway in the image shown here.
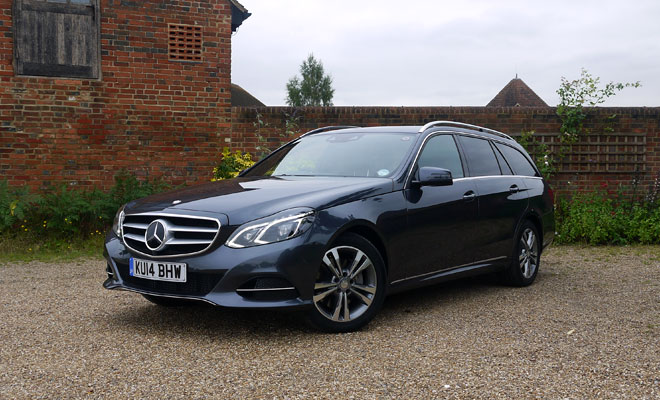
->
[1,246,658,399]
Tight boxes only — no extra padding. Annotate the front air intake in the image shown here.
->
[121,213,221,258]
[236,277,299,301]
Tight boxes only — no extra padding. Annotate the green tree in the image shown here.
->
[286,54,335,106]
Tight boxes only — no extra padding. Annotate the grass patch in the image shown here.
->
[0,233,105,263]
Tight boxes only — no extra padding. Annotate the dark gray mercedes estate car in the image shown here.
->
[104,121,554,332]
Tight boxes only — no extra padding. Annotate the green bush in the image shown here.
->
[3,171,660,246]
[0,172,171,238]
[109,170,170,206]
[212,147,255,180]
[0,181,40,232]
[555,190,660,245]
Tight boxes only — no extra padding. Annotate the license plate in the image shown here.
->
[129,258,187,283]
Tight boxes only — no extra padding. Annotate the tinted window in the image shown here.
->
[494,143,538,177]
[493,145,513,175]
[417,135,464,178]
[457,136,501,177]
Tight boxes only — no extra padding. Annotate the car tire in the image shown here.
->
[501,220,540,287]
[307,233,387,333]
[142,294,195,307]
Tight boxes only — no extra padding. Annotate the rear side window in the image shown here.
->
[457,136,501,177]
[417,135,464,178]
[493,145,513,175]
[494,143,538,177]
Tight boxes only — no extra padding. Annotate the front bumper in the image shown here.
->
[103,231,323,310]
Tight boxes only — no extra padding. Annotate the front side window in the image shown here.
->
[417,134,464,178]
[457,136,501,177]
[245,132,417,178]
[13,0,100,79]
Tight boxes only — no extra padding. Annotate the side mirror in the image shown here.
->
[416,167,453,186]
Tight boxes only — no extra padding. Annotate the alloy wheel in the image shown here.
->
[519,228,538,279]
[313,245,378,323]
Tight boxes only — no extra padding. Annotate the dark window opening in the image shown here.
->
[13,0,100,79]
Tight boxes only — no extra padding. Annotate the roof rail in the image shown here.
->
[418,121,514,141]
[300,126,359,138]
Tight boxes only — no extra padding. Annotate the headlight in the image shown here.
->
[112,205,126,238]
[226,208,315,248]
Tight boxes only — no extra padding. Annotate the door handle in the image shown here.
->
[509,185,520,193]
[463,191,476,201]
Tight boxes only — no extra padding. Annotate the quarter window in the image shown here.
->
[457,136,501,177]
[494,143,538,177]
[417,135,464,178]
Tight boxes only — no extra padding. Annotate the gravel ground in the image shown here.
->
[0,246,658,399]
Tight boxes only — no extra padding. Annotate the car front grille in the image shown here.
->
[121,213,221,258]
[117,263,223,296]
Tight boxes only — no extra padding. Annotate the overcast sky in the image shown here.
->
[231,0,660,107]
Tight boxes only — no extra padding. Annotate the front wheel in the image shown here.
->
[307,233,386,333]
[501,221,541,286]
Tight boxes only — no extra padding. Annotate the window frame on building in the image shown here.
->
[13,0,101,80]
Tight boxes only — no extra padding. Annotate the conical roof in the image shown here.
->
[487,77,548,107]
[231,83,265,107]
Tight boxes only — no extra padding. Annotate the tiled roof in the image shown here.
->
[231,83,265,107]
[487,77,548,107]
[230,0,251,32]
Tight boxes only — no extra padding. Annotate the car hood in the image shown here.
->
[125,176,394,225]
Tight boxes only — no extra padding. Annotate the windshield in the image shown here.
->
[244,132,417,178]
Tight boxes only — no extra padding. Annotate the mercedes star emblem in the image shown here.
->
[145,219,170,251]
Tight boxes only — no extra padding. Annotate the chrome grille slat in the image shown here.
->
[120,213,221,258]
[167,238,215,245]
[123,233,145,242]
[123,222,148,230]
[169,226,218,233]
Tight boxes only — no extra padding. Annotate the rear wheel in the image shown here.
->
[308,233,386,333]
[142,294,195,307]
[501,221,540,286]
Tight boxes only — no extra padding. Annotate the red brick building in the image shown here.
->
[0,0,250,190]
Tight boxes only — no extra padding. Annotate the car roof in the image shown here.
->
[312,126,421,135]
[308,124,517,144]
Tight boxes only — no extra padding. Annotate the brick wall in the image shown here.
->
[231,106,660,195]
[0,0,233,191]
[0,0,658,196]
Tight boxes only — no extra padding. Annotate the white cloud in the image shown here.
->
[232,0,660,106]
